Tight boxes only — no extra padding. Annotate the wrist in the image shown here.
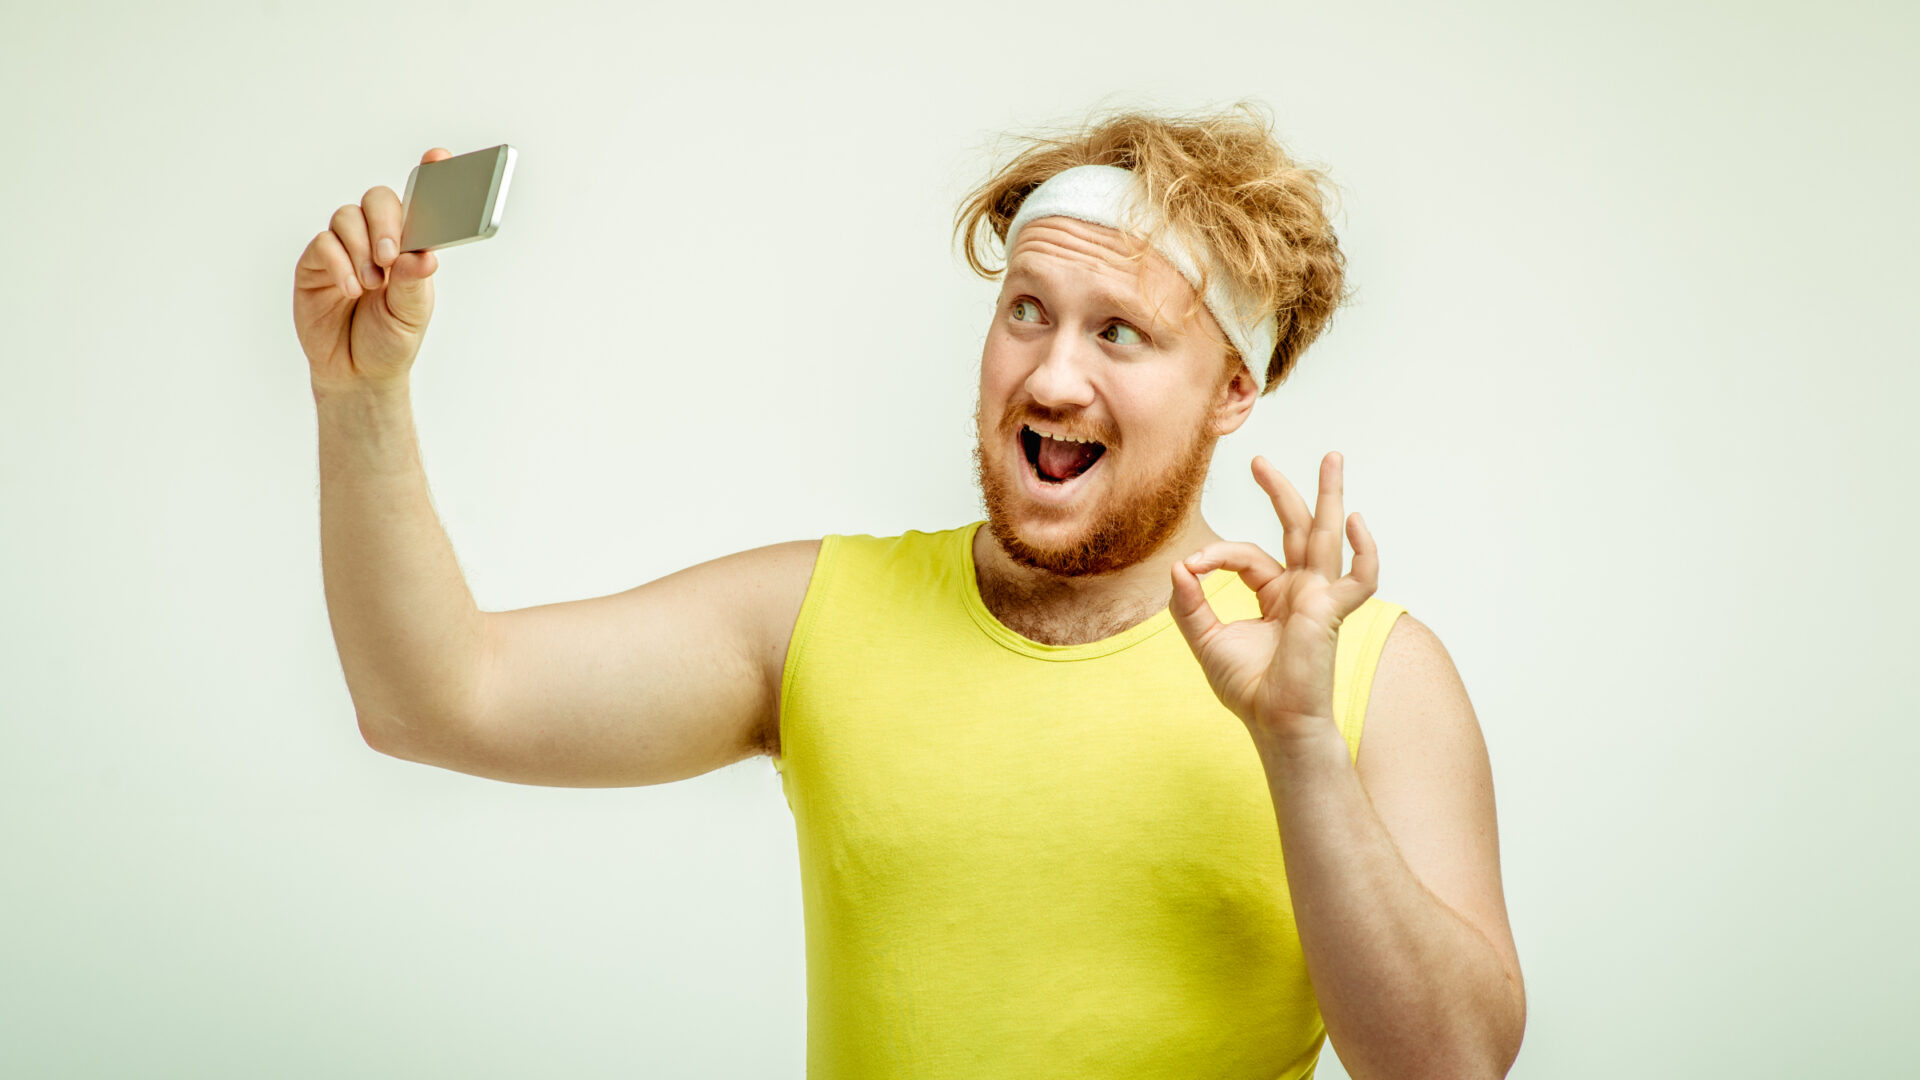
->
[313,376,421,471]
[311,375,410,407]
[1247,713,1347,762]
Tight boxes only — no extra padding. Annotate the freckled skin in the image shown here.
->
[969,216,1259,641]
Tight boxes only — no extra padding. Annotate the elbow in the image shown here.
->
[356,707,484,773]
[356,709,436,760]
[1495,975,1528,1077]
[1464,971,1528,1079]
[357,711,400,756]
[1343,981,1527,1080]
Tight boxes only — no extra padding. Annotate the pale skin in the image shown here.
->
[305,158,1523,1074]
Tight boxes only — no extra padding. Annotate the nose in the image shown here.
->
[1023,328,1098,411]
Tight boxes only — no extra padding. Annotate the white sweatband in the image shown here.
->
[1002,163,1278,391]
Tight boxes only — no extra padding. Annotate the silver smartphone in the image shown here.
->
[398,144,516,253]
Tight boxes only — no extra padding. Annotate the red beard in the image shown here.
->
[970,395,1218,577]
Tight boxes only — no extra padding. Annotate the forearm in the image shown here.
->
[315,379,488,747]
[1255,724,1523,1079]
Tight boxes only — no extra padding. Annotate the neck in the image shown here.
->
[971,511,1223,647]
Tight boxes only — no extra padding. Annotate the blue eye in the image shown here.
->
[1101,322,1144,345]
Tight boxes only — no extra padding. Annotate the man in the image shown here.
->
[296,104,1525,1078]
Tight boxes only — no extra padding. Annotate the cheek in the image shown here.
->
[980,322,1016,363]
[978,339,1026,401]
[1106,413,1178,471]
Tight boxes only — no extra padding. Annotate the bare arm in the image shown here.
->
[434,535,820,787]
[1256,614,1525,1079]
[316,379,818,787]
[317,380,490,749]
[301,155,821,788]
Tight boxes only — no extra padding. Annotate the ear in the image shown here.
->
[1209,361,1259,437]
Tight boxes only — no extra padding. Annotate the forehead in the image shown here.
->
[1003,216,1199,321]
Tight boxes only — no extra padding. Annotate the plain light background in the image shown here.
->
[3,0,1914,1075]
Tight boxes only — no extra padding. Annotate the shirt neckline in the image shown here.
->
[955,519,1237,662]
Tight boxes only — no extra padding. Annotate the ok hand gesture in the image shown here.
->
[1169,452,1379,741]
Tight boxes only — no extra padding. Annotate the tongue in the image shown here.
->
[1038,436,1099,481]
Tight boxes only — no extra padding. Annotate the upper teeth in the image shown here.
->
[1031,427,1096,444]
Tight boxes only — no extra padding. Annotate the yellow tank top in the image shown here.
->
[773,520,1406,1078]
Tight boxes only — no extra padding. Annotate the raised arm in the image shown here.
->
[313,371,819,786]
[297,147,818,789]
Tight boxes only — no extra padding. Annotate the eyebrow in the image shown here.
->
[1003,263,1163,330]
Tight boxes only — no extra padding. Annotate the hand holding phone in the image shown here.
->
[292,144,517,396]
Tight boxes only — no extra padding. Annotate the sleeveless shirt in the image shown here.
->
[772,520,1407,1078]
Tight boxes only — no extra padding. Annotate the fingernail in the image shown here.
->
[377,238,395,263]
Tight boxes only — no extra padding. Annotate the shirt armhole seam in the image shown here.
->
[1343,604,1407,764]
[776,534,841,767]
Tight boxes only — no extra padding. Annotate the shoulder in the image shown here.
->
[1355,612,1487,790]
[736,536,825,647]
[755,524,981,756]
[1375,612,1456,687]
[704,537,821,758]
[747,524,972,756]
[749,522,972,645]
[834,523,975,565]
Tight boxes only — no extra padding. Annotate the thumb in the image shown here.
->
[1168,559,1221,653]
[382,248,438,324]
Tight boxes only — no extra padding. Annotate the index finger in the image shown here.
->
[360,184,404,268]
[1252,456,1312,570]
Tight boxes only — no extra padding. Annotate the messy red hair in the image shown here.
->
[954,101,1348,394]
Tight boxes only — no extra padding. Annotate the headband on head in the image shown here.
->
[1002,164,1277,392]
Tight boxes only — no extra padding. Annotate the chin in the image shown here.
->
[975,453,1131,577]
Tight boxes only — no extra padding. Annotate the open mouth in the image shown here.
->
[1020,425,1108,485]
